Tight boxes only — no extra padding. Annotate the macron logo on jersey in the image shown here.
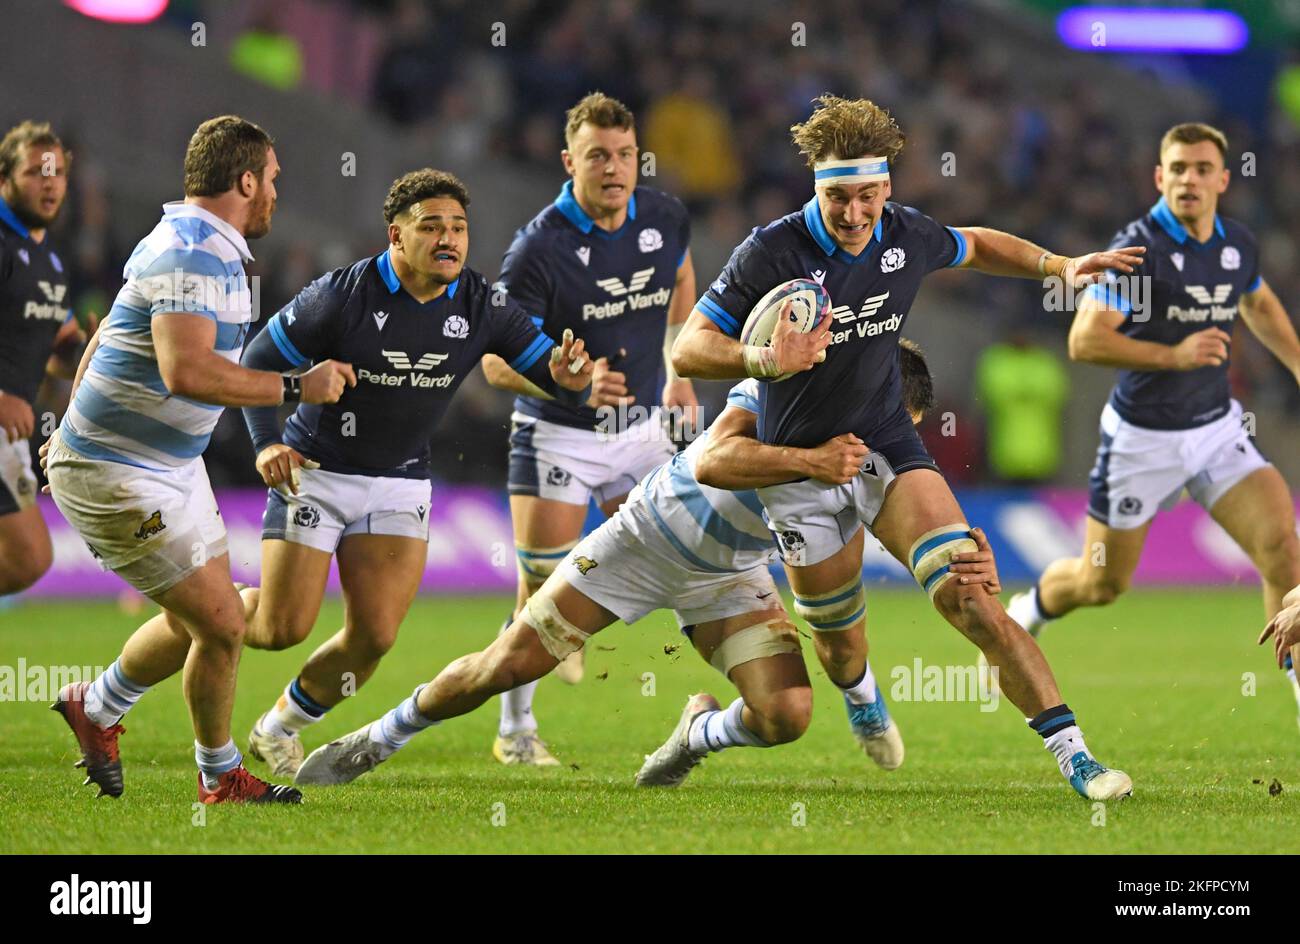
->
[596,267,655,297]
[373,310,390,331]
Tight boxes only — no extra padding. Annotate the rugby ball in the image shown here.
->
[739,278,832,382]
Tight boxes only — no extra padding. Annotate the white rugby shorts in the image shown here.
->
[1088,399,1269,529]
[262,466,432,553]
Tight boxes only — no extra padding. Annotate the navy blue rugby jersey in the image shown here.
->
[241,251,568,478]
[0,198,73,405]
[499,181,690,431]
[698,198,967,448]
[1083,196,1261,430]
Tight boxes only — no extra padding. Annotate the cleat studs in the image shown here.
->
[82,776,92,786]
[74,759,86,768]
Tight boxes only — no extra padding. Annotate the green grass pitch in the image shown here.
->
[1,588,1296,854]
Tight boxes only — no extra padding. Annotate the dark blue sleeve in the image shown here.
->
[697,231,782,338]
[497,229,551,325]
[1243,230,1262,294]
[239,326,295,453]
[259,271,346,369]
[904,206,966,273]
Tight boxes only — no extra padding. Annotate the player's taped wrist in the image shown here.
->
[1037,251,1070,280]
[742,344,781,379]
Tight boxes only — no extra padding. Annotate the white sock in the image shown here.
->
[261,679,327,738]
[1043,725,1091,777]
[499,680,539,736]
[196,739,242,789]
[1287,666,1299,708]
[494,615,540,736]
[84,659,148,727]
[837,663,878,705]
[1007,587,1048,633]
[367,685,438,759]
[686,698,768,754]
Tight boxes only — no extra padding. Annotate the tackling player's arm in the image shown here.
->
[481,349,625,408]
[950,227,1146,284]
[1237,279,1300,386]
[44,311,96,381]
[1067,296,1229,371]
[695,405,866,488]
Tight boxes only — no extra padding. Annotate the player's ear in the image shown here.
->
[560,149,575,177]
[883,178,892,200]
[239,168,257,199]
[387,220,402,249]
[1153,163,1164,192]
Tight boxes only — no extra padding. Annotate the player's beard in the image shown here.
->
[244,186,275,239]
[7,189,60,230]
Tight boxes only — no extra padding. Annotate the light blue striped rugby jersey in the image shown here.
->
[631,379,778,574]
[61,203,254,470]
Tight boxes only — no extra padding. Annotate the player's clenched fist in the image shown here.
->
[300,359,357,403]
[772,300,831,375]
[550,328,595,391]
[255,443,318,495]
[806,432,869,484]
[1171,327,1231,370]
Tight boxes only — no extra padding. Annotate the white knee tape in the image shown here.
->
[515,540,578,582]
[792,578,866,631]
[524,590,591,662]
[909,524,978,600]
[708,619,802,677]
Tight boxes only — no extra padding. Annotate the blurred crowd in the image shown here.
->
[32,0,1300,487]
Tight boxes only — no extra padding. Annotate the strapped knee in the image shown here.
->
[708,618,802,677]
[524,589,591,661]
[793,578,866,631]
[515,540,578,583]
[910,524,978,600]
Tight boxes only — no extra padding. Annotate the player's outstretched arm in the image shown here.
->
[1068,297,1229,371]
[154,313,356,407]
[1238,280,1300,386]
[672,305,831,381]
[481,353,552,400]
[695,404,866,489]
[953,226,1145,286]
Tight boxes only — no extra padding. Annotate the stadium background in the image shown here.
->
[4,0,1300,595]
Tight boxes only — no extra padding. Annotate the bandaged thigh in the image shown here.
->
[793,578,866,631]
[708,618,802,677]
[909,524,978,599]
[524,582,592,661]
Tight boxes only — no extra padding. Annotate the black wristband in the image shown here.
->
[282,374,301,403]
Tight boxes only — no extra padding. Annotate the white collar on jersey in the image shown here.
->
[162,201,255,263]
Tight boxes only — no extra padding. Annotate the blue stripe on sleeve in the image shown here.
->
[510,333,555,373]
[946,226,968,267]
[1082,282,1132,314]
[1246,274,1262,293]
[697,296,739,336]
[267,316,308,367]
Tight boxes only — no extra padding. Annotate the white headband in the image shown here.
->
[813,156,890,188]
